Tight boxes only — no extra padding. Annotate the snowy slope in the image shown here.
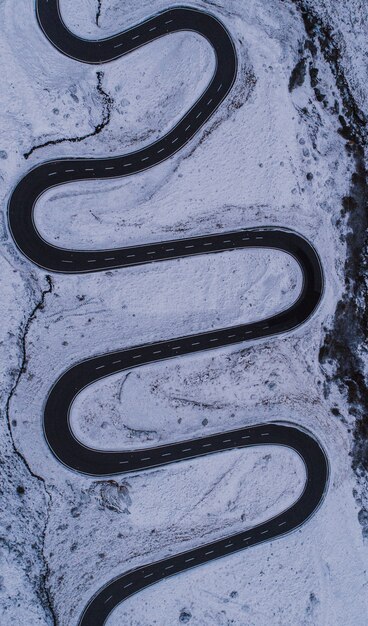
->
[1,0,367,624]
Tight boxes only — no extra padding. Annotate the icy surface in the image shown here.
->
[1,0,368,624]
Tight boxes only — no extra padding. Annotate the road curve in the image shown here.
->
[8,2,329,625]
[9,3,236,272]
[78,424,328,626]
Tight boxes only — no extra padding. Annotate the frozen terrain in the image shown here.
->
[1,0,367,625]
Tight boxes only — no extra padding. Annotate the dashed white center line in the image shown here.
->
[36,5,300,570]
[123,582,133,589]
[104,595,113,604]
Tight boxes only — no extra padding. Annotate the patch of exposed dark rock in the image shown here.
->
[289,56,307,91]
[306,592,320,618]
[179,609,192,623]
[24,72,113,159]
[93,479,132,514]
[292,1,368,534]
[307,62,327,106]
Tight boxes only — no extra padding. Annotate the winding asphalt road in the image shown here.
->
[8,2,329,624]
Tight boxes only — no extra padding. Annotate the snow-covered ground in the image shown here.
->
[1,0,367,624]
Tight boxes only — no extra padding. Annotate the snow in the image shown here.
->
[1,0,367,624]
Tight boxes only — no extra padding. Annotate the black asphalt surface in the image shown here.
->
[9,4,236,272]
[8,2,329,625]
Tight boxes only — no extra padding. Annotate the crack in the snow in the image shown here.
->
[5,274,57,624]
[178,457,240,522]
[23,71,114,160]
[117,371,131,403]
[96,0,102,27]
[171,396,229,410]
